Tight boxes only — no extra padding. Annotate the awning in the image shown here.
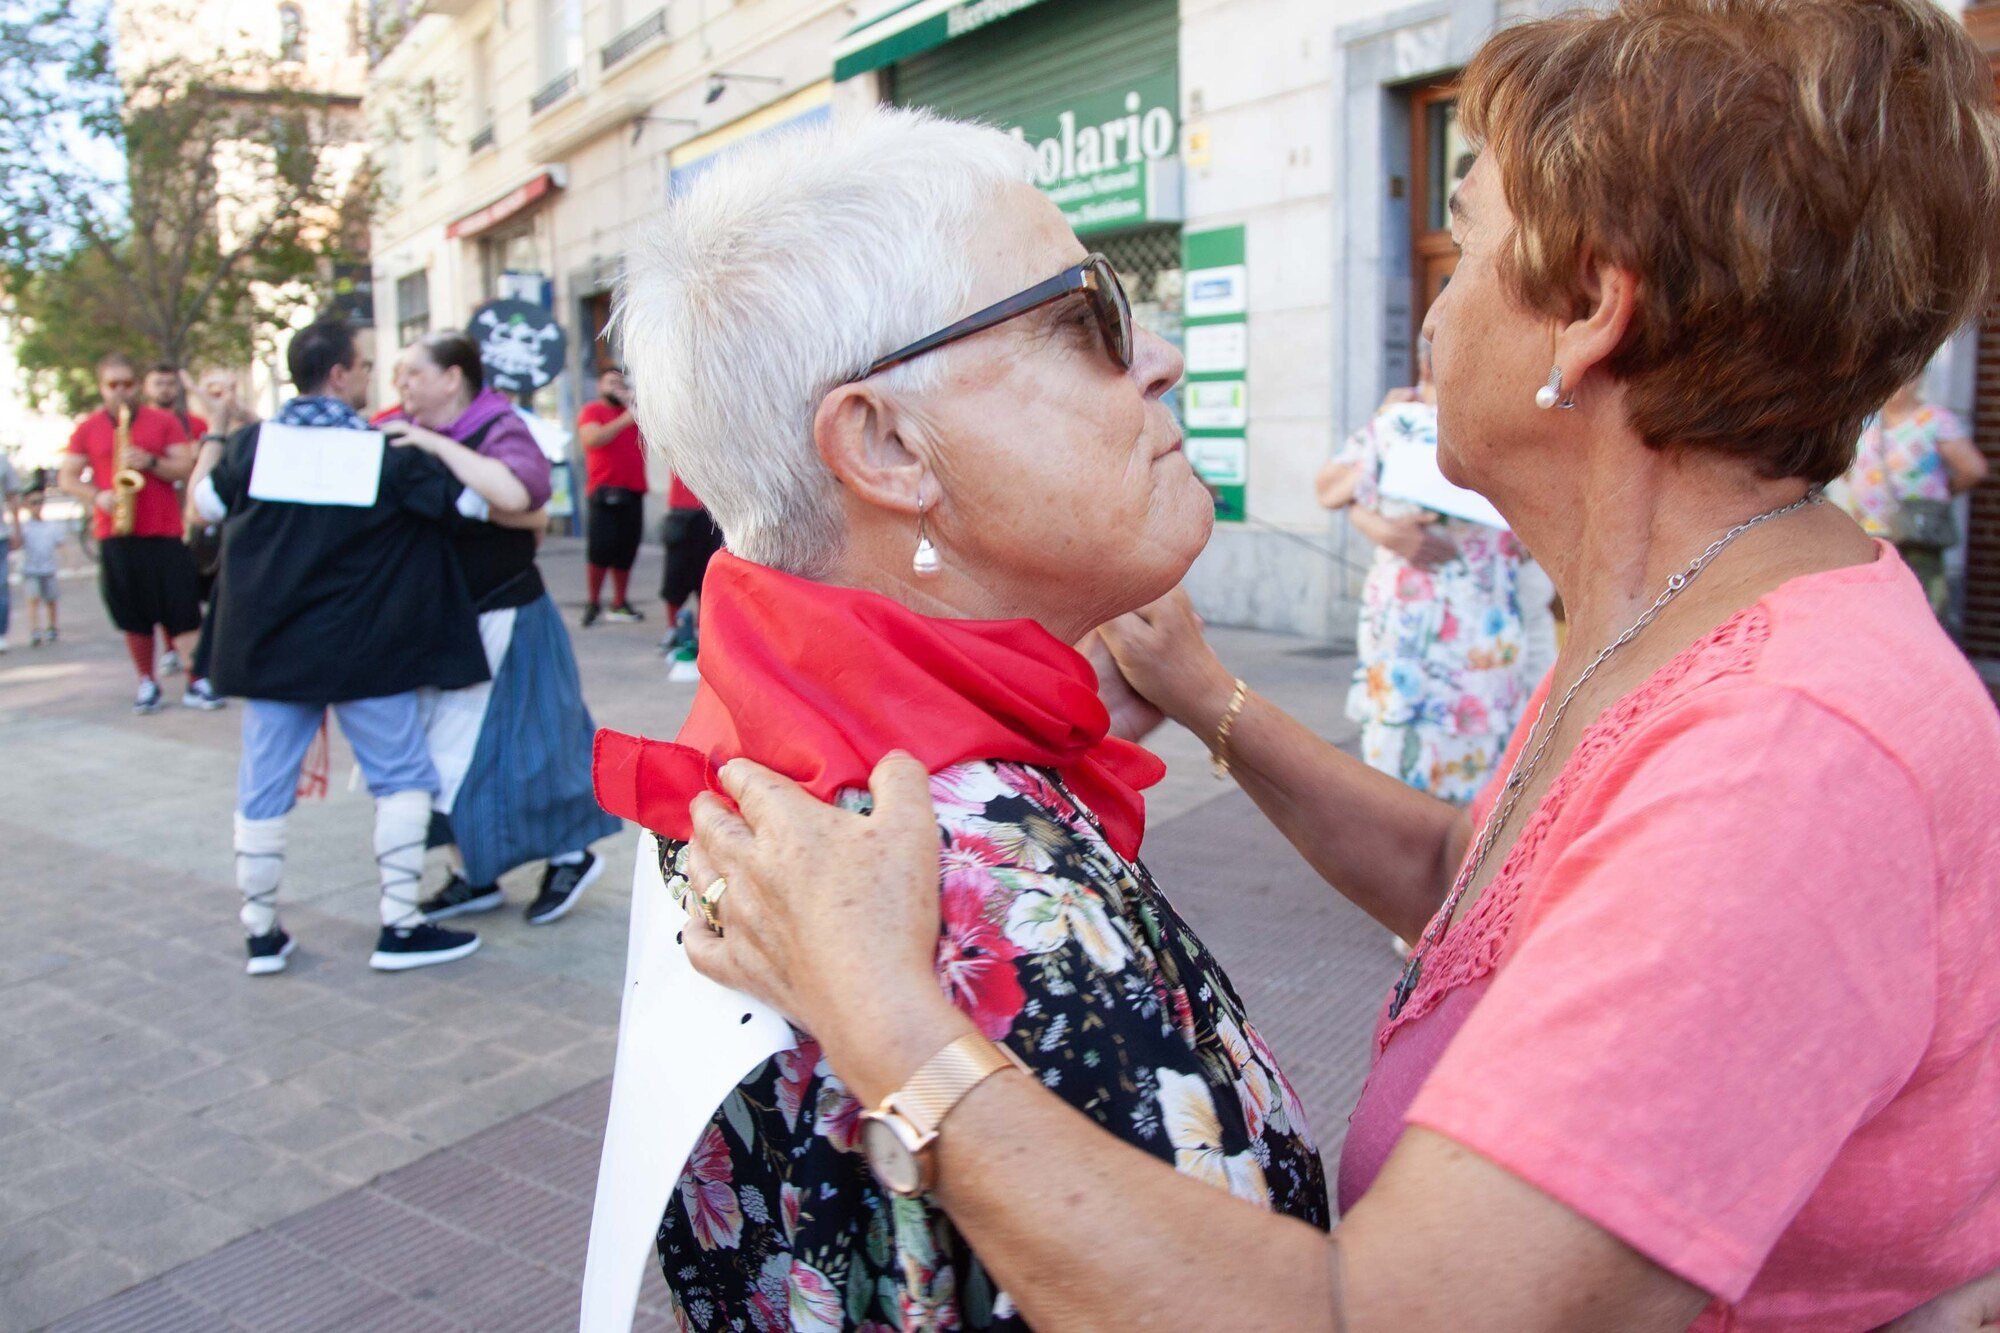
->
[669,82,832,188]
[832,0,1058,81]
[446,169,563,240]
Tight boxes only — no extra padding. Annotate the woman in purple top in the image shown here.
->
[386,331,621,927]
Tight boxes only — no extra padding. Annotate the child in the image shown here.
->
[17,490,63,646]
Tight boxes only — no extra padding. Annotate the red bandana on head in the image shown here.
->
[592,551,1165,861]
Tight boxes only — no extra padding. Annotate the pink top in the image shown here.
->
[1337,542,2000,1330]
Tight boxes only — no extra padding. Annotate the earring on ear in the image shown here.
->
[912,484,942,578]
[1535,366,1577,411]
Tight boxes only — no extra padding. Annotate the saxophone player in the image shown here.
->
[56,352,221,713]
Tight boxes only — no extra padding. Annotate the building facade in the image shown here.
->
[367,0,1993,652]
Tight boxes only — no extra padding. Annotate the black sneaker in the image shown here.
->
[369,922,480,972]
[419,872,504,921]
[182,678,226,711]
[525,852,603,925]
[133,679,163,714]
[246,928,294,976]
[605,603,644,623]
[581,603,602,628]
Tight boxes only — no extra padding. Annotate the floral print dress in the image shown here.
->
[1339,402,1529,805]
[1830,405,1962,540]
[655,760,1329,1331]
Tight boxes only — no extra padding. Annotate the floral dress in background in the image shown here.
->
[1341,403,1529,806]
[1831,405,1962,539]
[1830,405,1963,616]
[655,760,1329,1331]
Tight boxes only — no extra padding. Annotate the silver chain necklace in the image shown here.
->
[1387,487,1826,1019]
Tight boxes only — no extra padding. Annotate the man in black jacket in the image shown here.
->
[191,319,493,976]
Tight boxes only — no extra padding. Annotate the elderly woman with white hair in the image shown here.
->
[582,108,1325,1330]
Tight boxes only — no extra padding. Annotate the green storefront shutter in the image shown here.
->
[888,0,1177,133]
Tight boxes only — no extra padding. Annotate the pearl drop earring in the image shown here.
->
[912,486,941,578]
[1535,366,1576,410]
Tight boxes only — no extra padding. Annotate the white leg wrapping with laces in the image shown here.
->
[235,813,288,935]
[374,789,433,928]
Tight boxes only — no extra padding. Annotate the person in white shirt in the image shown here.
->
[16,488,64,646]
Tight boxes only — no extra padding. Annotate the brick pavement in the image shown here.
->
[3,537,1389,1331]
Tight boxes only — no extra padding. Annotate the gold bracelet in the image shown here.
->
[1210,678,1250,780]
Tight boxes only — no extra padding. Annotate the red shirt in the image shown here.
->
[578,399,650,494]
[67,405,194,540]
[668,475,704,511]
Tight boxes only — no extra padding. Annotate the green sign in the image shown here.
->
[1002,75,1181,236]
[1183,225,1248,521]
[833,0,1061,82]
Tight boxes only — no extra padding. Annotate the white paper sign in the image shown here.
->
[1185,380,1249,430]
[248,425,385,507]
[580,834,794,1333]
[1184,323,1248,375]
[1377,442,1510,530]
[517,406,572,463]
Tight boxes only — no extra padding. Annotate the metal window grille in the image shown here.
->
[601,7,666,70]
[1096,226,1184,415]
[530,68,578,114]
[1096,226,1184,348]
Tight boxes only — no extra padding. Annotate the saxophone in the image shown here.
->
[110,403,144,537]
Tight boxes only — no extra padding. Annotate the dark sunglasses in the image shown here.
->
[856,253,1133,381]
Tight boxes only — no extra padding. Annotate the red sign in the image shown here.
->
[446,171,560,239]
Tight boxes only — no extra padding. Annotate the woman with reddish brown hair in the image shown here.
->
[672,0,2000,1327]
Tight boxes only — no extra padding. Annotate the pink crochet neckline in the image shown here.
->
[1375,604,1774,1051]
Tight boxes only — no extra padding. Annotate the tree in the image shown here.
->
[0,1,371,414]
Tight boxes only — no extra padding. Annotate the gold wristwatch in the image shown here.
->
[859,1034,1030,1198]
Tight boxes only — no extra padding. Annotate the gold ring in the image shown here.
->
[695,876,727,934]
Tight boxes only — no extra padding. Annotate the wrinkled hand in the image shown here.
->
[683,754,963,1090]
[1079,629,1166,743]
[1098,588,1238,737]
[1878,1269,2000,1331]
[1379,513,1459,570]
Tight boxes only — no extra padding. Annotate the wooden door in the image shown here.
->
[1409,80,1468,371]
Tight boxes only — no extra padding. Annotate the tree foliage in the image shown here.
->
[0,1,368,414]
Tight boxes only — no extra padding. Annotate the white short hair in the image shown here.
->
[616,106,1037,576]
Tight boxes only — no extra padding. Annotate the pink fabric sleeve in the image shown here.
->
[1405,684,1938,1302]
[1930,406,1969,442]
[477,412,553,511]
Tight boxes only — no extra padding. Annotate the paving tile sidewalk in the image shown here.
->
[52,783,1398,1333]
[2,536,1384,1330]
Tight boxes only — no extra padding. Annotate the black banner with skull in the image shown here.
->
[470,299,568,394]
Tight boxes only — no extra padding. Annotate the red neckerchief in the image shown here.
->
[593,552,1164,861]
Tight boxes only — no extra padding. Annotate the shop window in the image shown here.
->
[537,0,583,82]
[395,269,430,350]
[278,2,304,62]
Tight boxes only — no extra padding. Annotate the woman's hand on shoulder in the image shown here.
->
[1098,588,1238,737]
[684,754,970,1101]
[380,420,445,454]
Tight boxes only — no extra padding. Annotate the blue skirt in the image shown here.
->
[450,594,623,885]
